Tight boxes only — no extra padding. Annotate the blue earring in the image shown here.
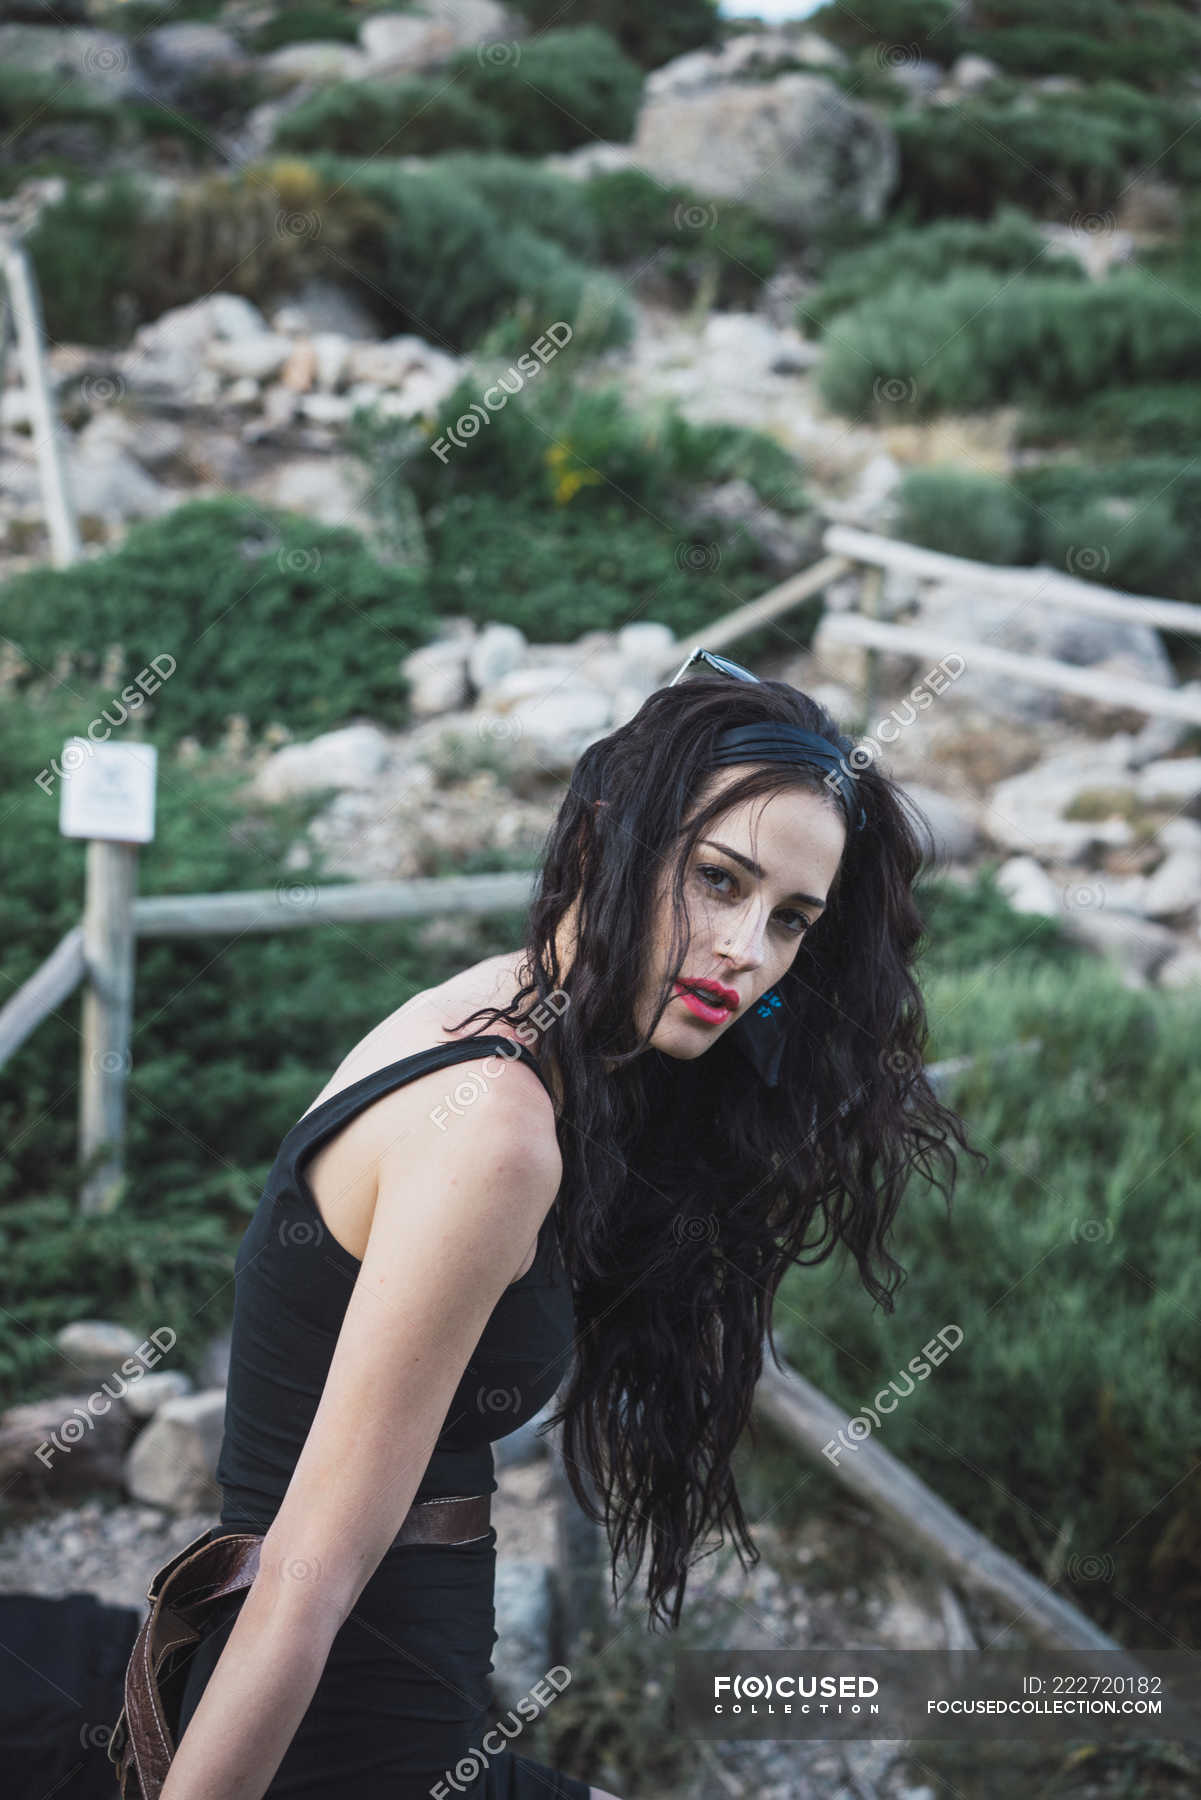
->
[728,984,788,1088]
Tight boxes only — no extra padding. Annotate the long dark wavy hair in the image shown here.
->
[444,673,988,1630]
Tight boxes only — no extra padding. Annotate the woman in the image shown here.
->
[161,657,984,1799]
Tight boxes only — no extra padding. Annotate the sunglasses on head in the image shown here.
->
[667,646,758,688]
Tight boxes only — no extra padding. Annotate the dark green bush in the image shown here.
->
[507,0,720,73]
[271,77,506,157]
[1017,383,1201,458]
[895,456,1201,603]
[893,469,1035,565]
[775,936,1201,1649]
[351,371,806,520]
[811,0,1201,90]
[0,684,528,1401]
[274,27,643,158]
[2,498,434,748]
[817,270,1201,419]
[315,155,633,353]
[349,374,810,643]
[250,4,363,50]
[446,26,644,154]
[26,163,394,346]
[800,206,1083,336]
[891,82,1201,221]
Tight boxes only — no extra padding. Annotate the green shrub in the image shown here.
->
[271,77,506,157]
[349,375,810,643]
[507,0,720,72]
[893,469,1035,565]
[775,925,1201,1648]
[417,492,782,644]
[2,498,434,748]
[26,162,394,346]
[817,269,1201,419]
[447,25,644,153]
[891,82,1201,220]
[418,156,782,304]
[28,157,633,355]
[0,682,530,1401]
[316,155,633,353]
[894,456,1201,603]
[273,27,643,158]
[1017,383,1201,458]
[800,206,1084,336]
[352,371,806,520]
[250,3,363,49]
[811,0,1201,90]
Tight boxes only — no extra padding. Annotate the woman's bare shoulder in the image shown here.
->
[301,951,550,1141]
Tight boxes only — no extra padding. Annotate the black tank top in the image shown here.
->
[214,1037,575,1541]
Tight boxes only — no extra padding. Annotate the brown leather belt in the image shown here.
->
[107,1493,491,1799]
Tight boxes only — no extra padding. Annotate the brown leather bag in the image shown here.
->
[107,1494,491,1799]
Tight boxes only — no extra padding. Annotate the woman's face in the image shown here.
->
[638,769,847,1061]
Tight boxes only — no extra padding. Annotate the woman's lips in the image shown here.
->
[672,982,734,1025]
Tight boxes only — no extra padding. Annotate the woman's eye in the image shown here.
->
[697,864,733,894]
[697,866,809,935]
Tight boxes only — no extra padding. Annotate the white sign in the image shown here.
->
[59,740,157,843]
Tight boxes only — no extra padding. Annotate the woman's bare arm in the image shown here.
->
[160,1062,562,1800]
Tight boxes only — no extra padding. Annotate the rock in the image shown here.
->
[491,1559,555,1712]
[1058,907,1180,986]
[142,23,246,84]
[125,1390,226,1512]
[1039,220,1135,280]
[68,414,177,521]
[120,293,270,398]
[618,621,676,676]
[995,855,1061,916]
[122,1372,193,1420]
[0,25,141,102]
[0,1390,133,1495]
[343,335,462,410]
[1136,757,1201,808]
[1157,942,1201,988]
[899,782,979,865]
[1140,847,1201,920]
[631,73,897,234]
[948,53,1003,91]
[402,636,475,717]
[261,42,370,88]
[54,1320,143,1377]
[280,339,318,392]
[360,1,515,74]
[271,277,381,341]
[467,622,526,694]
[242,452,371,531]
[681,477,817,573]
[643,28,845,99]
[250,722,397,802]
[983,740,1140,857]
[909,582,1177,723]
[887,57,944,98]
[206,332,294,382]
[309,332,351,391]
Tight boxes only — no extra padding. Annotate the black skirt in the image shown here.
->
[175,1527,591,1799]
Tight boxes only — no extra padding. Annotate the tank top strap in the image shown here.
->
[278,1035,552,1182]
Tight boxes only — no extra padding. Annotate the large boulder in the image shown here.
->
[629,71,897,233]
[359,1,516,74]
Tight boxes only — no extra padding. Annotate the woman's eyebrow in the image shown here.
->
[700,839,827,912]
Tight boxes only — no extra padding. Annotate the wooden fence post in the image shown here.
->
[79,839,139,1216]
[0,231,79,569]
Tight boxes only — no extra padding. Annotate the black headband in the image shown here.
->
[707,723,866,834]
